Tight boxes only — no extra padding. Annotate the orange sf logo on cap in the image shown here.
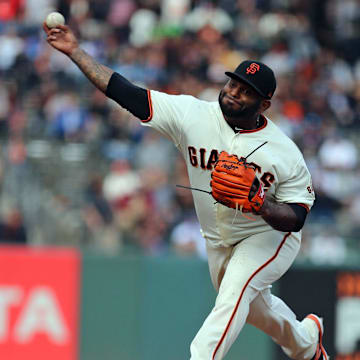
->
[246,63,260,75]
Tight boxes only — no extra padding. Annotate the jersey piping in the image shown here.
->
[211,232,291,359]
[223,115,268,134]
[236,115,268,134]
[296,203,310,212]
[141,89,153,123]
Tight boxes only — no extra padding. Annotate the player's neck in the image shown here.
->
[225,114,262,132]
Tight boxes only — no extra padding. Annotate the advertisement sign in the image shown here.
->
[0,246,80,360]
[335,272,360,360]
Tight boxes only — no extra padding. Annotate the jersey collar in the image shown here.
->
[235,115,268,134]
[214,102,268,135]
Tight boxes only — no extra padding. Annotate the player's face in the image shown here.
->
[219,79,263,118]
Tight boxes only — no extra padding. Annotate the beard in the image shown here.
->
[218,90,261,119]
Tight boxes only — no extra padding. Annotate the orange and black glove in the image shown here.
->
[210,151,265,213]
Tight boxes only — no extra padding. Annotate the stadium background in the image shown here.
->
[0,0,360,359]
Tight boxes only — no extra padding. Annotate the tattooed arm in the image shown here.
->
[70,48,113,93]
[43,23,113,92]
[43,23,151,119]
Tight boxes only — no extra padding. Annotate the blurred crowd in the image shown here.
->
[0,0,360,262]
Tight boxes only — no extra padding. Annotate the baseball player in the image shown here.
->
[44,23,328,360]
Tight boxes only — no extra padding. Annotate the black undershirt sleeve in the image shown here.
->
[288,203,308,230]
[105,72,150,121]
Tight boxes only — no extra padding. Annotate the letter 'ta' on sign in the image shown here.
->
[0,286,69,344]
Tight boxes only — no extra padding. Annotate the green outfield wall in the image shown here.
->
[79,254,274,360]
[2,247,358,359]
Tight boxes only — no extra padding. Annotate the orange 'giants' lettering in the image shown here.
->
[199,148,206,169]
[187,147,275,189]
[188,147,218,170]
[207,150,218,170]
[261,172,275,190]
[188,146,198,167]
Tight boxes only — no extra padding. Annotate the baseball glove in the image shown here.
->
[210,151,265,213]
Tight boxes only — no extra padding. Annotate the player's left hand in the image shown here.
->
[210,151,265,213]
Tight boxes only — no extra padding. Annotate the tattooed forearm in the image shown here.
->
[70,48,113,93]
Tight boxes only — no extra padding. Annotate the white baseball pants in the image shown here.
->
[190,231,318,360]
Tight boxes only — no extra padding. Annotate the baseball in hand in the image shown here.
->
[45,12,65,28]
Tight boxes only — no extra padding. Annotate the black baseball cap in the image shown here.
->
[225,60,276,99]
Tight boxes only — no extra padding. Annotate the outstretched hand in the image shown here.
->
[43,23,78,56]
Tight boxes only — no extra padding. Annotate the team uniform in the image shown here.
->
[141,90,320,360]
[43,22,328,360]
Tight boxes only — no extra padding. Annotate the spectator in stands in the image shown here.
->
[0,0,359,259]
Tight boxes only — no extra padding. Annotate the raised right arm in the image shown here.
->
[44,23,113,92]
[70,47,113,93]
[43,23,151,120]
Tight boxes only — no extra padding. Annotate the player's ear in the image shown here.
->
[260,99,271,113]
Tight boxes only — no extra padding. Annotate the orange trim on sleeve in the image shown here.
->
[141,89,153,123]
[297,203,310,212]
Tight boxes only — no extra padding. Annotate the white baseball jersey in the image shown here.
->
[141,90,315,248]
[139,90,322,360]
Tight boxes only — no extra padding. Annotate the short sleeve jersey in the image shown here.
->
[141,90,315,247]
